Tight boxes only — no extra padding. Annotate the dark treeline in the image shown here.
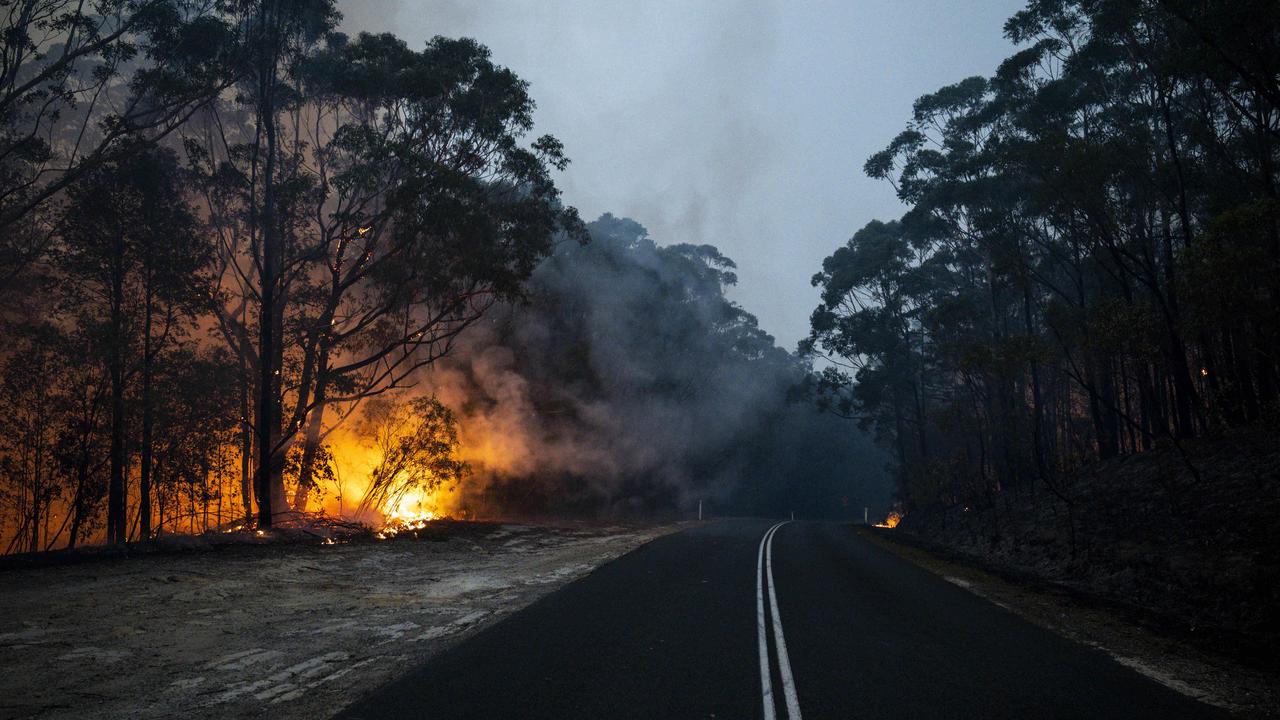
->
[431,214,887,520]
[0,0,582,551]
[805,0,1279,516]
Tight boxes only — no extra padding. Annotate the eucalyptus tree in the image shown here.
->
[281,32,583,512]
[804,219,949,505]
[186,0,340,524]
[241,0,338,527]
[190,27,583,520]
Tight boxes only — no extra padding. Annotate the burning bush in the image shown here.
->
[874,509,903,529]
[356,396,470,528]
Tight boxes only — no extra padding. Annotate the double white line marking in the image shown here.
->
[757,521,802,720]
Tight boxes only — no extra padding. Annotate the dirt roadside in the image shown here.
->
[861,527,1279,719]
[0,521,687,720]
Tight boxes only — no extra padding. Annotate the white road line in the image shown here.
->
[757,521,802,720]
[757,521,784,720]
[766,522,803,720]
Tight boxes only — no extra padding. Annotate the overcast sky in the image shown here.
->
[341,0,1027,349]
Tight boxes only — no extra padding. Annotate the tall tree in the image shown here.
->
[188,27,583,519]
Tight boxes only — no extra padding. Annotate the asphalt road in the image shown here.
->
[337,519,1227,719]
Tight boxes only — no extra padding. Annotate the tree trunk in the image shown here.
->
[255,1,281,529]
[1083,351,1118,460]
[239,316,253,523]
[140,287,154,539]
[292,343,330,512]
[67,445,89,550]
[157,468,165,534]
[1022,284,1051,483]
[202,456,210,532]
[107,243,127,545]
[291,400,326,512]
[269,291,288,515]
[29,438,40,554]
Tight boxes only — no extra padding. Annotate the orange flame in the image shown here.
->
[873,510,902,529]
[377,488,444,537]
[300,404,489,534]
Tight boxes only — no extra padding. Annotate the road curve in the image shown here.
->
[336,519,1226,719]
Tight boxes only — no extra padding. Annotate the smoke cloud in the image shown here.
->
[416,215,887,519]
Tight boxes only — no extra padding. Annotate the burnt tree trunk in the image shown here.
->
[255,0,282,529]
[107,232,128,545]
[139,283,154,539]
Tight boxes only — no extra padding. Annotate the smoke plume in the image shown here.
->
[417,214,886,518]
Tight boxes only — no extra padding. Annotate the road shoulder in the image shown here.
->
[859,527,1278,719]
[0,521,687,720]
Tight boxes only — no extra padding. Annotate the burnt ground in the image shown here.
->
[0,520,685,720]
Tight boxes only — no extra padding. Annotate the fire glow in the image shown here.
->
[377,489,443,537]
[874,510,902,529]
[309,425,459,536]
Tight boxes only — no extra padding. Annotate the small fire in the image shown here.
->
[375,488,444,538]
[378,509,438,538]
[873,510,902,529]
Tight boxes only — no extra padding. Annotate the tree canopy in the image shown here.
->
[808,0,1280,514]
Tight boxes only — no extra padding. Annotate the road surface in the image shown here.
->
[337,519,1226,719]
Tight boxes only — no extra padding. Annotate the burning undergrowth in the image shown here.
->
[0,203,887,552]
[874,509,903,529]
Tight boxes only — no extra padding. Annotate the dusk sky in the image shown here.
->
[342,0,1027,348]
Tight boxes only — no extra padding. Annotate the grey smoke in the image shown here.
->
[419,215,888,518]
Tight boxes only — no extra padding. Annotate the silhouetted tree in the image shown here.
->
[811,0,1280,519]
[57,148,210,542]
